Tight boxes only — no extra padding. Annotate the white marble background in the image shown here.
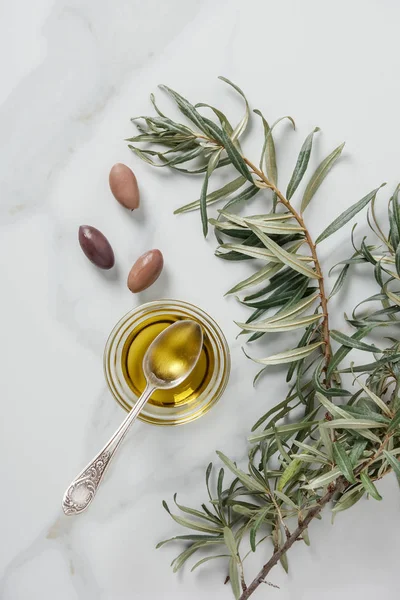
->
[1,0,400,598]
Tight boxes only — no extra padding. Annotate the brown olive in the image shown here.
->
[109,163,140,210]
[78,225,115,270]
[127,249,163,292]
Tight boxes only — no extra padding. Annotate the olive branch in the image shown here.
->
[127,78,400,599]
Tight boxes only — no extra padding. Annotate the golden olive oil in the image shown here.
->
[121,315,214,407]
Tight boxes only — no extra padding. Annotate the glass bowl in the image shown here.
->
[104,299,230,425]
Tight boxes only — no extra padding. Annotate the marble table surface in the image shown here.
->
[1,0,400,598]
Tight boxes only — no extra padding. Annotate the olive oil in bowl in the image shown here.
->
[122,315,213,407]
[104,300,230,426]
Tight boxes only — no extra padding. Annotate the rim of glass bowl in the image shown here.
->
[103,299,231,426]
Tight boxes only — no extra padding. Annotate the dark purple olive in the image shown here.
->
[78,225,115,270]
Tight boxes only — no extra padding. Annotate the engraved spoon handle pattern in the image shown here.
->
[62,384,154,516]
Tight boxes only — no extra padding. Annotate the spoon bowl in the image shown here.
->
[144,320,203,389]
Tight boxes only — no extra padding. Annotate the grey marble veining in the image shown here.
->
[1,0,400,598]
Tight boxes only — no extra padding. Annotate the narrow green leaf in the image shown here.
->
[355,377,392,416]
[218,243,277,261]
[159,84,213,136]
[388,410,400,433]
[225,263,282,296]
[191,554,229,572]
[244,340,324,367]
[292,440,329,460]
[382,281,400,307]
[173,494,220,524]
[301,142,344,213]
[156,146,204,167]
[302,528,311,546]
[316,184,386,244]
[313,362,350,396]
[218,76,249,142]
[349,440,368,465]
[162,156,231,175]
[319,424,333,459]
[274,490,299,509]
[254,109,277,187]
[330,329,382,353]
[360,473,382,500]
[294,453,329,465]
[306,467,341,490]
[217,468,224,498]
[216,451,266,493]
[244,218,304,235]
[229,557,241,600]
[231,504,257,516]
[195,103,234,137]
[329,264,350,299]
[149,92,167,117]
[250,505,271,552]
[175,176,246,214]
[251,397,292,431]
[327,327,373,379]
[223,527,238,559]
[166,512,223,534]
[199,171,210,238]
[171,545,202,573]
[200,150,223,236]
[219,211,303,234]
[332,485,364,513]
[383,450,400,481]
[277,457,303,491]
[237,312,322,333]
[315,391,351,418]
[248,224,319,279]
[249,421,319,443]
[287,320,318,381]
[391,184,400,241]
[333,441,356,483]
[218,184,260,212]
[280,551,289,573]
[344,405,390,425]
[286,127,320,200]
[321,419,385,430]
[219,124,253,182]
[156,534,223,549]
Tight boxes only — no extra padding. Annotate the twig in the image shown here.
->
[238,479,345,600]
[244,158,332,381]
[238,432,391,600]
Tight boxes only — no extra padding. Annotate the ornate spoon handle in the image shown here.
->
[62,384,155,516]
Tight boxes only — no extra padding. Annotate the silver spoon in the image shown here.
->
[62,320,203,516]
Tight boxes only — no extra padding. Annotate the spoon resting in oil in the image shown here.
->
[62,320,203,516]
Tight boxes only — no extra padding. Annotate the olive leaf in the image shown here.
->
[286,127,320,200]
[218,76,249,142]
[248,224,319,279]
[382,450,400,481]
[175,176,246,214]
[332,485,364,514]
[244,340,324,367]
[333,441,356,484]
[300,142,344,213]
[316,184,386,244]
[229,557,241,600]
[200,150,223,236]
[360,473,382,501]
[254,109,277,187]
[329,329,381,353]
